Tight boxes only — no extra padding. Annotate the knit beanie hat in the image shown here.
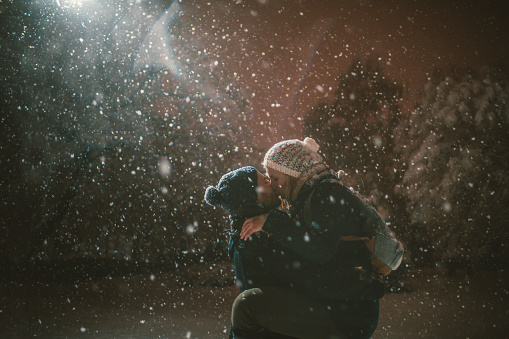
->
[263,137,324,178]
[204,166,259,215]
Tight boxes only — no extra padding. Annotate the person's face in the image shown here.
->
[256,171,280,208]
[265,167,288,199]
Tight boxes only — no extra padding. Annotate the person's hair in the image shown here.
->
[280,174,299,209]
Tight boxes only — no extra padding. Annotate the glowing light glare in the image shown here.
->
[55,0,96,8]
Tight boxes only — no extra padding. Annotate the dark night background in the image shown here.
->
[1,0,508,337]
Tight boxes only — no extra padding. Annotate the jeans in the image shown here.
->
[231,287,345,339]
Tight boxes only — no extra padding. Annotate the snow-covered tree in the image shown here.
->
[397,66,509,271]
[303,58,406,227]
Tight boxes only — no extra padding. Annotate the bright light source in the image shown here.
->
[55,0,95,8]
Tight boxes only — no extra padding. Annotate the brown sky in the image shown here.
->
[183,0,509,148]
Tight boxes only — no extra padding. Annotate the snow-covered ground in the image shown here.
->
[1,265,507,338]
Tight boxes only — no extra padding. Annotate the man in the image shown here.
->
[205,166,281,291]
[205,166,347,338]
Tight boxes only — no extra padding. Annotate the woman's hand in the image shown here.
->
[240,214,268,240]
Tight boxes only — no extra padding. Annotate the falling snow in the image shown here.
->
[1,0,508,337]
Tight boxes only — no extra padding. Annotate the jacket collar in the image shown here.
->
[289,168,338,214]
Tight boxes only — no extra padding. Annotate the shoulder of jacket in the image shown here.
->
[312,178,350,198]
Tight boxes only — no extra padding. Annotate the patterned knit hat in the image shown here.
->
[204,166,258,213]
[263,137,324,178]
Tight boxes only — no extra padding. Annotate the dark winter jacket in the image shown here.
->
[228,208,330,293]
[227,205,296,292]
[261,170,385,301]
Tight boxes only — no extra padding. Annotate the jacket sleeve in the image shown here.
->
[263,183,352,264]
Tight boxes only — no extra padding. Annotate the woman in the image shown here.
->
[235,137,394,338]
